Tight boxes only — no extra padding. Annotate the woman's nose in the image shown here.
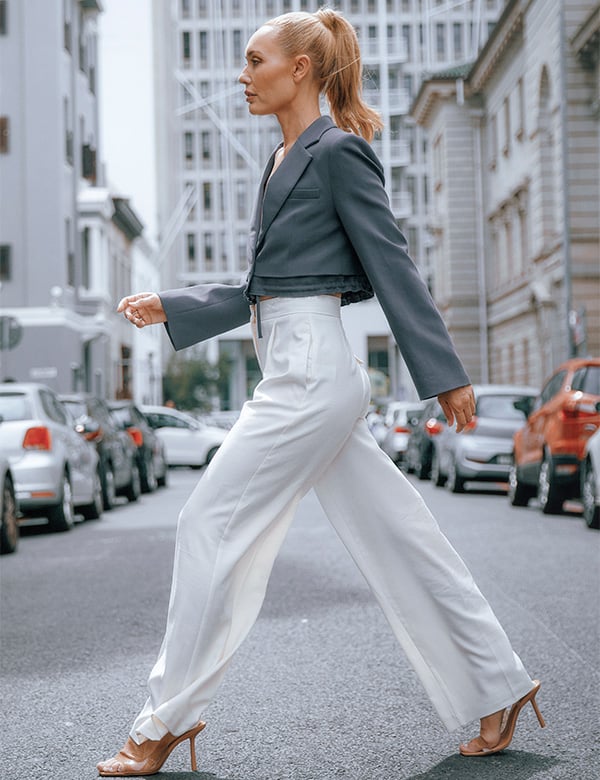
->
[239,68,250,84]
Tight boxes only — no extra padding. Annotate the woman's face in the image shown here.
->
[239,26,299,116]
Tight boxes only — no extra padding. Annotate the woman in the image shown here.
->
[97,9,544,777]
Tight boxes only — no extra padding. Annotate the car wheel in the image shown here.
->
[141,455,157,494]
[124,462,141,503]
[47,472,75,532]
[80,469,103,520]
[102,463,116,511]
[582,458,600,530]
[430,450,445,487]
[537,453,564,515]
[205,446,219,465]
[508,463,535,507]
[0,473,19,554]
[157,462,169,488]
[446,457,465,494]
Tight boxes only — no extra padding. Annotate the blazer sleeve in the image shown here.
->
[327,133,471,400]
[159,283,250,351]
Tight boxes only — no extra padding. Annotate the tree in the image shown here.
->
[162,353,232,412]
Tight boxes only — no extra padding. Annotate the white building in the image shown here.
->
[152,0,503,407]
[0,0,162,400]
[411,0,599,386]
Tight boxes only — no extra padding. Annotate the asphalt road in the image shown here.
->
[1,467,598,780]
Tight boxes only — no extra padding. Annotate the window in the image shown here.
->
[186,233,196,270]
[184,131,194,166]
[182,31,191,66]
[78,8,87,73]
[181,0,191,18]
[453,23,463,60]
[368,0,376,11]
[81,227,90,289]
[503,97,510,156]
[202,182,212,214]
[0,116,8,153]
[571,366,600,395]
[403,73,413,99]
[516,78,525,140]
[64,98,73,165]
[0,245,11,281]
[204,233,214,271]
[0,1,7,35]
[233,29,242,61]
[540,371,567,405]
[66,219,75,287]
[198,31,208,67]
[236,180,248,219]
[402,25,411,57]
[436,23,445,60]
[198,0,207,16]
[63,0,71,50]
[489,113,497,168]
[201,130,211,161]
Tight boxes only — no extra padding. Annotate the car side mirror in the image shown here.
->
[513,397,534,418]
[595,400,600,413]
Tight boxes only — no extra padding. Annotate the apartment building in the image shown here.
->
[411,0,599,387]
[153,0,503,407]
[0,0,161,402]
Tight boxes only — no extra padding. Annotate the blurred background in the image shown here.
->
[0,0,598,411]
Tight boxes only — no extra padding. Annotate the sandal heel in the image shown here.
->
[189,734,198,772]
[530,696,546,728]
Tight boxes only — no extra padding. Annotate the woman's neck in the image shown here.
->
[276,105,322,156]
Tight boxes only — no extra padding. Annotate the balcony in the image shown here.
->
[390,191,412,218]
[363,87,409,114]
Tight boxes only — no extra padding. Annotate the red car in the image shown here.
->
[510,358,600,513]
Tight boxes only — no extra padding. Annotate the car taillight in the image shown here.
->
[425,418,444,436]
[23,426,52,450]
[127,427,143,447]
[394,425,412,433]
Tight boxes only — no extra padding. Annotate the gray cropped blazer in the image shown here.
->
[159,115,470,400]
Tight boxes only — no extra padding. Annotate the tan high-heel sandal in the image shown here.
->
[96,720,206,776]
[459,680,545,757]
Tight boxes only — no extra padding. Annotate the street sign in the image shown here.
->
[0,316,22,351]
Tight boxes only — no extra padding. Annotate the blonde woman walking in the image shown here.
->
[97,8,543,776]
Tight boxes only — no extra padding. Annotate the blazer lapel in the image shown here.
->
[254,115,336,249]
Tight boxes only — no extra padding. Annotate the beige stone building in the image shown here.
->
[411,0,599,388]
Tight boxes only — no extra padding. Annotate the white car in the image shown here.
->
[582,419,600,529]
[0,383,102,531]
[141,405,228,468]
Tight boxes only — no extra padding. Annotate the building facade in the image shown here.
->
[411,0,599,387]
[152,0,503,407]
[0,0,162,402]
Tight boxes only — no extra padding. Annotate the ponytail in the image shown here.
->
[266,8,383,142]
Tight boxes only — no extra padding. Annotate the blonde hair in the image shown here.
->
[265,7,383,142]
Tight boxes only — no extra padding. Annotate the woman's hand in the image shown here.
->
[438,385,476,433]
[117,292,167,328]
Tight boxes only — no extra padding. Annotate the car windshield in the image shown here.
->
[0,392,33,421]
[476,395,530,420]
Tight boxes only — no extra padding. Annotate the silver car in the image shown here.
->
[431,384,539,493]
[380,401,426,466]
[141,405,227,468]
[0,455,18,554]
[0,383,102,531]
[581,419,600,529]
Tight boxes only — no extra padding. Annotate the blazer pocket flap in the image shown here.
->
[288,187,320,199]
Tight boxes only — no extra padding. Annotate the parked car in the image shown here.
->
[0,455,19,554]
[404,398,447,480]
[141,405,228,468]
[107,401,168,491]
[510,358,600,513]
[59,394,141,507]
[432,384,539,493]
[581,421,600,529]
[380,401,426,466]
[0,383,102,531]
[200,410,241,431]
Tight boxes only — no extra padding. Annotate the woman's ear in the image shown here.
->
[292,54,312,82]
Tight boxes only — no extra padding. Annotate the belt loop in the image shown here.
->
[256,298,263,339]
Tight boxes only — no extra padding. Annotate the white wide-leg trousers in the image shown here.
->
[130,296,533,743]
